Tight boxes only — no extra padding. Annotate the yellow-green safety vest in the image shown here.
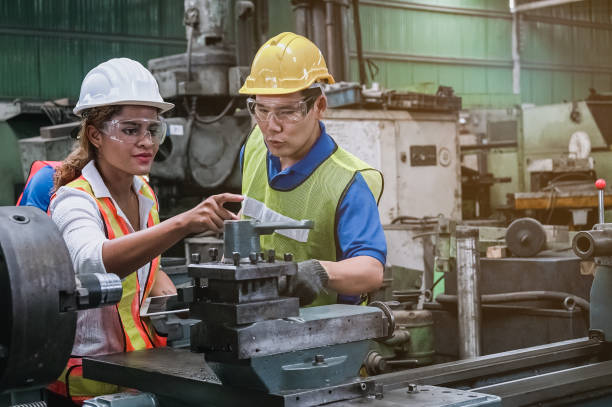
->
[241,125,383,306]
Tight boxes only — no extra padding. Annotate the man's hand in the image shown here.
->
[282,259,329,306]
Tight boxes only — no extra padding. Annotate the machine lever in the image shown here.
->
[596,178,606,224]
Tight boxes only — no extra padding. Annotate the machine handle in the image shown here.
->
[596,179,606,225]
[253,220,314,235]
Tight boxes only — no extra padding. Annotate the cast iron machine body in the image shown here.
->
[186,219,393,392]
[573,179,612,341]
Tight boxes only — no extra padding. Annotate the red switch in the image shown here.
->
[596,179,606,190]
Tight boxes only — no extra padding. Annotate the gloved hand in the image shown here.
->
[281,259,329,306]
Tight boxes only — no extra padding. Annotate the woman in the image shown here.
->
[47,58,242,404]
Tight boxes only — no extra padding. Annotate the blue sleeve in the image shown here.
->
[20,165,55,211]
[336,172,387,266]
[239,144,245,174]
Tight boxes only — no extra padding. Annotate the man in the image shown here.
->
[239,32,386,306]
[17,160,60,211]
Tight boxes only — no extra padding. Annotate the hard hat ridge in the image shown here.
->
[239,32,335,95]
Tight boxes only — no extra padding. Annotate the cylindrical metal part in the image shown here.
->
[572,230,612,259]
[505,217,546,257]
[292,1,310,36]
[391,310,435,366]
[0,206,77,392]
[325,1,337,80]
[311,2,327,58]
[75,273,123,310]
[599,189,605,224]
[184,0,228,46]
[455,227,482,359]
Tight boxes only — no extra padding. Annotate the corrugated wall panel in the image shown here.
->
[0,0,186,101]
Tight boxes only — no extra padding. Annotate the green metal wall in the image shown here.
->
[0,0,186,101]
[343,0,612,108]
[2,0,612,106]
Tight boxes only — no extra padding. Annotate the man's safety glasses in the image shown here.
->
[100,119,167,145]
[246,97,316,124]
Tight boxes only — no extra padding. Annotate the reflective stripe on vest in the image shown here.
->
[16,160,61,206]
[49,175,165,401]
[241,125,383,307]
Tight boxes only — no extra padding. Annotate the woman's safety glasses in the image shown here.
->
[246,97,315,124]
[100,119,167,145]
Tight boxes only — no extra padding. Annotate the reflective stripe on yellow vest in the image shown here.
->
[241,125,383,307]
[48,175,165,402]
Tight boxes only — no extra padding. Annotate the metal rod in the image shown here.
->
[455,227,482,359]
[599,189,605,224]
[352,0,367,84]
[325,1,336,79]
[511,0,585,13]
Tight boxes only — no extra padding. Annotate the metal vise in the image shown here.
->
[183,219,394,393]
[572,179,612,341]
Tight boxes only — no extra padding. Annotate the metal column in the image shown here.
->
[456,227,482,358]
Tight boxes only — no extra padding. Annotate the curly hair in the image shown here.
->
[53,105,123,190]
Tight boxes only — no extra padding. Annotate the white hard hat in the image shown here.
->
[74,58,174,117]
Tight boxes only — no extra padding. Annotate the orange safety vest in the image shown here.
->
[16,160,61,206]
[47,175,166,404]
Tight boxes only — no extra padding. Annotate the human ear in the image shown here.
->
[86,125,102,149]
[314,95,327,118]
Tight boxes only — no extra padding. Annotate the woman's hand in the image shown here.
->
[182,193,244,233]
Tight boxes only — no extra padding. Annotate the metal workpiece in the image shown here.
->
[572,227,612,259]
[0,206,77,392]
[455,226,482,359]
[63,273,122,311]
[222,219,314,262]
[505,217,547,257]
[194,305,387,360]
[189,296,299,325]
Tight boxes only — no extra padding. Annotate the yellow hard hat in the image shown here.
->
[239,32,335,95]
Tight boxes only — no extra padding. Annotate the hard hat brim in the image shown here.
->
[73,100,175,117]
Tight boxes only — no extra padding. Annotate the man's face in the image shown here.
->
[253,91,326,163]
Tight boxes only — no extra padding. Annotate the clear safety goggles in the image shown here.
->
[100,118,167,145]
[246,96,316,124]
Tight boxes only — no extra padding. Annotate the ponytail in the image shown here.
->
[53,105,122,190]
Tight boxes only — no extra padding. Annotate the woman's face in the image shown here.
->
[92,105,160,176]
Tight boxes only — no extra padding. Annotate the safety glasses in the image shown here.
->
[100,118,167,145]
[246,97,316,124]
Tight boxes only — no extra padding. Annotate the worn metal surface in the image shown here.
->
[189,260,297,280]
[208,341,370,393]
[197,305,385,359]
[473,360,612,407]
[455,227,482,359]
[84,337,604,407]
[329,385,501,406]
[189,296,299,325]
[0,206,76,392]
[323,109,461,224]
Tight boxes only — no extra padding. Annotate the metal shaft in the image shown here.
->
[599,188,605,224]
[456,227,482,359]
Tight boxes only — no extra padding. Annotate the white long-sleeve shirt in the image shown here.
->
[49,160,157,356]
